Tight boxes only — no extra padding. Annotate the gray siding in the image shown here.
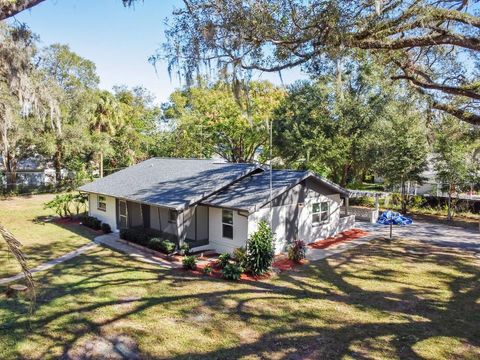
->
[266,178,338,208]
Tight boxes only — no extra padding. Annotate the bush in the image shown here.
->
[179,243,190,255]
[218,253,231,268]
[222,263,243,281]
[160,239,176,254]
[82,215,102,230]
[148,238,163,251]
[203,264,213,275]
[119,227,149,246]
[101,223,112,234]
[245,220,275,275]
[119,227,163,246]
[182,255,197,270]
[44,192,88,218]
[232,247,247,267]
[287,239,306,263]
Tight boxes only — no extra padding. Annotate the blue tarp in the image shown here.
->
[377,210,413,226]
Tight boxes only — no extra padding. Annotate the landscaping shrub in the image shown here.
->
[148,238,163,251]
[101,223,112,234]
[82,215,102,230]
[245,220,275,275]
[119,227,163,246]
[160,239,176,254]
[44,192,88,218]
[203,264,213,275]
[179,243,190,255]
[182,255,197,270]
[222,263,243,281]
[218,253,231,268]
[232,246,247,267]
[119,227,149,246]
[287,239,306,263]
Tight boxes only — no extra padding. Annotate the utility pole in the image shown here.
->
[100,152,104,178]
[269,118,273,227]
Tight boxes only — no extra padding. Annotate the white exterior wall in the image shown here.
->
[208,207,248,254]
[88,193,117,232]
[248,192,343,255]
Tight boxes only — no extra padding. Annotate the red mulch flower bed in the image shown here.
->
[272,257,307,272]
[190,261,272,281]
[307,228,369,249]
[185,228,369,280]
[53,217,82,225]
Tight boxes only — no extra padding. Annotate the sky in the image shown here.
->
[13,0,307,104]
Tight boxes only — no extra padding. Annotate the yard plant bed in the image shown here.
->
[308,228,369,249]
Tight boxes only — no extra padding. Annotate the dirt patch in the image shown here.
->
[65,334,139,360]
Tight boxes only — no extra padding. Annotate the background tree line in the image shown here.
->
[1,20,479,205]
[0,23,161,191]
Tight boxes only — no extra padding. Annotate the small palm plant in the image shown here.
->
[0,224,35,312]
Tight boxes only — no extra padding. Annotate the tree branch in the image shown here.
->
[0,0,46,21]
[431,101,480,126]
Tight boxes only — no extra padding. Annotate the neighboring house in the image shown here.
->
[0,156,70,190]
[79,158,355,254]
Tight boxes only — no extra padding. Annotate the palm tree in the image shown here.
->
[90,90,122,177]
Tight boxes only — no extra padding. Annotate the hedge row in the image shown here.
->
[82,215,111,233]
[119,227,177,255]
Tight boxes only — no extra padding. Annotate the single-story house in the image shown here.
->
[79,158,355,254]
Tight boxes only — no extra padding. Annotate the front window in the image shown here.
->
[222,209,233,239]
[97,195,106,211]
[312,202,329,224]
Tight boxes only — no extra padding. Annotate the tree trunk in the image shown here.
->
[401,180,407,214]
[54,144,62,188]
[340,164,350,187]
[5,151,17,193]
[447,185,453,221]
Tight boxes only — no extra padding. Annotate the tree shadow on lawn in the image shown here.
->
[1,239,479,359]
[0,221,98,279]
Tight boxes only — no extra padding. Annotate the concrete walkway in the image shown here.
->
[0,242,98,286]
[95,233,184,269]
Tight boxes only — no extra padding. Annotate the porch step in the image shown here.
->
[189,249,218,258]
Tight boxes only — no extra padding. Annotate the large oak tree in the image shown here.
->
[157,0,480,126]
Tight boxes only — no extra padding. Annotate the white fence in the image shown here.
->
[341,206,379,223]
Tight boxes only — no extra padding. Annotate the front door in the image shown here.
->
[119,200,128,229]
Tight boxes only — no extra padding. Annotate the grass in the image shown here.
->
[1,194,479,359]
[0,194,95,278]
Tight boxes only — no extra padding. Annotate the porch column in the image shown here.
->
[344,197,349,216]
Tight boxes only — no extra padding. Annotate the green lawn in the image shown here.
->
[1,195,479,359]
[0,194,95,278]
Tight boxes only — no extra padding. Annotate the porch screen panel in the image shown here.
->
[127,201,143,227]
[196,206,209,241]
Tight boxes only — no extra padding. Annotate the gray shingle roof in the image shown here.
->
[79,158,258,210]
[201,169,349,212]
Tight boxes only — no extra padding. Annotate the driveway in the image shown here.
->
[358,220,480,252]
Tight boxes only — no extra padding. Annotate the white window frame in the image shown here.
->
[97,195,107,212]
[222,209,233,239]
[312,201,329,225]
